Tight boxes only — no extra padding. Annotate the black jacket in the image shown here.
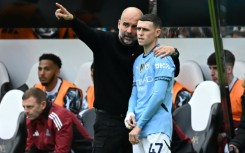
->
[230,93,245,152]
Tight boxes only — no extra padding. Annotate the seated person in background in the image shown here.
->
[84,62,95,109]
[79,62,94,116]
[207,49,244,153]
[35,53,83,115]
[207,50,244,127]
[23,87,92,153]
[172,80,192,110]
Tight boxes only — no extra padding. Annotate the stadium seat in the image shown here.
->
[0,61,12,102]
[172,81,221,153]
[74,62,93,93]
[233,60,245,80]
[17,62,39,92]
[72,108,94,153]
[80,108,96,138]
[0,89,26,153]
[175,60,204,92]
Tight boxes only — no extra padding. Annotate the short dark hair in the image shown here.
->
[139,14,162,28]
[207,49,235,66]
[39,53,62,68]
[22,87,46,104]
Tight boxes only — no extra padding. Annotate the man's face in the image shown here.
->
[118,12,141,46]
[209,65,219,84]
[209,64,232,84]
[38,60,59,86]
[22,96,46,120]
[137,20,159,47]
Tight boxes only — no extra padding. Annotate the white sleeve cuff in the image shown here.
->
[124,112,135,129]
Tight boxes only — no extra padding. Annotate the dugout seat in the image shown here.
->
[172,81,221,153]
[72,108,94,153]
[0,89,26,153]
[17,62,39,92]
[175,60,204,92]
[80,108,96,138]
[0,61,12,102]
[74,62,93,93]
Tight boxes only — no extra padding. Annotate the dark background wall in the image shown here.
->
[157,0,245,27]
[0,0,149,28]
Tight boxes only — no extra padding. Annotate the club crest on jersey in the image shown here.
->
[33,130,39,136]
[140,63,150,74]
[140,64,144,74]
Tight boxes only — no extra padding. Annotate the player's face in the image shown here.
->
[38,60,59,86]
[209,65,219,84]
[23,96,46,120]
[137,20,159,47]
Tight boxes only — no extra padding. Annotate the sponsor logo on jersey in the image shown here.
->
[136,76,154,85]
[33,130,39,136]
[155,63,170,69]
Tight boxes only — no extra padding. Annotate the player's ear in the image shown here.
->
[155,28,161,37]
[41,101,47,110]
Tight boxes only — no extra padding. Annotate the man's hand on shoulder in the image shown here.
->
[154,45,176,58]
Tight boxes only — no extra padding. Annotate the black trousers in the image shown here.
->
[93,110,132,153]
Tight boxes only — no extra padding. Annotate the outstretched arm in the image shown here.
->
[55,3,74,20]
[54,2,102,52]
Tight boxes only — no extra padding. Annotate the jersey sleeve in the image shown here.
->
[127,85,137,114]
[50,111,73,153]
[127,62,138,114]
